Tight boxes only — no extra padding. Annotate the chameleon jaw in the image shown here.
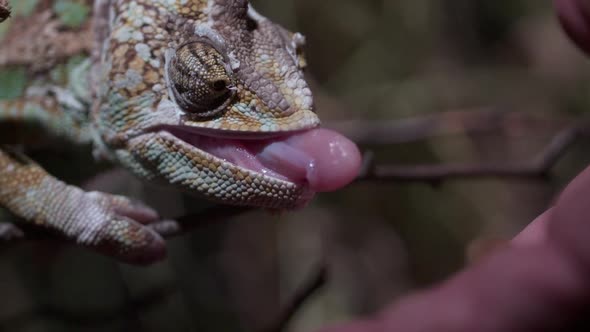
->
[126,119,362,209]
[128,126,318,209]
[161,125,320,186]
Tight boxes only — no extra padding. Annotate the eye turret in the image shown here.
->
[168,42,235,118]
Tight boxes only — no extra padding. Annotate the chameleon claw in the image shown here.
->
[108,195,161,225]
[116,225,167,265]
[148,219,182,238]
[88,217,167,265]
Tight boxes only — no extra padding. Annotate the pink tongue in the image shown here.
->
[257,128,362,192]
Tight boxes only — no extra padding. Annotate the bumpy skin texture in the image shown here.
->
[0,0,319,264]
[96,0,319,208]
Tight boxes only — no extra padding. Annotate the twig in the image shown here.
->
[327,110,570,145]
[0,0,10,23]
[263,263,328,332]
[357,124,584,184]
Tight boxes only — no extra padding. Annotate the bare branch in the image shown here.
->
[358,124,585,183]
[0,0,10,23]
[327,110,571,145]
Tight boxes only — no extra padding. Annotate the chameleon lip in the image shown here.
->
[156,124,314,140]
[157,125,314,185]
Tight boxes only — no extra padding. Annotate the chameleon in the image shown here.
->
[0,0,360,264]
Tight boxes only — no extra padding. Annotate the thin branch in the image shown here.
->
[327,110,570,145]
[263,263,328,332]
[0,0,10,23]
[358,124,585,183]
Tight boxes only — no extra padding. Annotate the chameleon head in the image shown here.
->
[167,0,318,132]
[98,0,360,209]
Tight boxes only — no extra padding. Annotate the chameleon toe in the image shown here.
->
[92,218,167,265]
[121,231,167,265]
[111,199,161,225]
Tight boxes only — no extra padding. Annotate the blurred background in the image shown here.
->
[2,0,590,331]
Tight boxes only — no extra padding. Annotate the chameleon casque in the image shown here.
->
[0,0,360,264]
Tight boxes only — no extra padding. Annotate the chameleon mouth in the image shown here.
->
[163,126,317,185]
[160,125,362,192]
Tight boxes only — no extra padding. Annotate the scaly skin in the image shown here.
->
[0,0,320,264]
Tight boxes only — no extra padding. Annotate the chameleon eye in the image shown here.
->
[169,42,235,118]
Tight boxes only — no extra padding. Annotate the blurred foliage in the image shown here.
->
[11,0,39,17]
[53,0,90,28]
[0,66,26,100]
[2,1,590,331]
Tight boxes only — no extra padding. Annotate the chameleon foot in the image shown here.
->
[0,149,166,265]
[75,192,167,265]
